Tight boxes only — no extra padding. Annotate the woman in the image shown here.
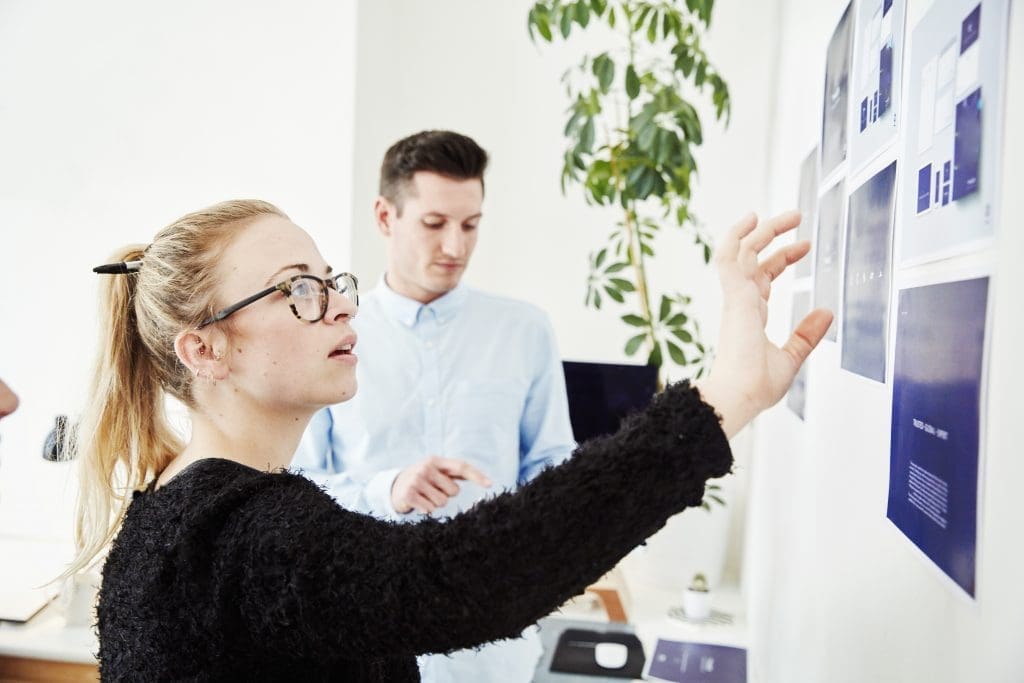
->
[73,199,829,680]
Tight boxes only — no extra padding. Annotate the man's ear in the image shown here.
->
[374,196,394,236]
[174,330,230,381]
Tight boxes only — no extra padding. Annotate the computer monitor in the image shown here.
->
[562,360,659,444]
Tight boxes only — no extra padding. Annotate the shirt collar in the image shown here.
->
[375,274,468,327]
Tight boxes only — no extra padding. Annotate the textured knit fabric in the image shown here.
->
[97,381,732,682]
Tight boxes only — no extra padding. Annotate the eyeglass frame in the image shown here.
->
[197,272,359,329]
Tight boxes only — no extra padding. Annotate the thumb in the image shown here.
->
[782,308,833,369]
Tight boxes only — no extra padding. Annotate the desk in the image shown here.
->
[537,580,747,682]
[0,602,98,682]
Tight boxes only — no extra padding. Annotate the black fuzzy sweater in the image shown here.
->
[97,382,732,681]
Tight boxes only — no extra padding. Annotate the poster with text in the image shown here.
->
[821,2,854,179]
[787,290,813,420]
[888,277,988,598]
[645,640,747,683]
[796,148,818,278]
[813,180,846,342]
[900,0,1009,264]
[841,160,896,383]
[849,0,907,172]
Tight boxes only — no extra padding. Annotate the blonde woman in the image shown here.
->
[73,200,829,681]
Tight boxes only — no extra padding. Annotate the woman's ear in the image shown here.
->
[174,330,229,381]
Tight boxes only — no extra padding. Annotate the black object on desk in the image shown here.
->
[562,361,659,444]
[549,628,645,679]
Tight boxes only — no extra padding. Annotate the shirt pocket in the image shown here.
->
[443,379,528,477]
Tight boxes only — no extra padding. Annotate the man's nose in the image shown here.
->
[440,226,467,259]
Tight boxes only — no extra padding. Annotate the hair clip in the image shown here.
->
[92,260,143,275]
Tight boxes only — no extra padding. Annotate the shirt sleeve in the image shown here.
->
[292,407,403,519]
[517,313,577,484]
[233,381,732,661]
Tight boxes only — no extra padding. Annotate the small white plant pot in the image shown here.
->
[682,588,713,620]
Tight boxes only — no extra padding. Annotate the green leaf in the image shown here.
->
[671,327,693,343]
[703,244,712,263]
[593,54,614,92]
[625,64,640,99]
[621,314,647,327]
[666,313,688,327]
[594,289,603,309]
[580,117,596,152]
[595,247,608,268]
[605,261,629,273]
[641,242,654,257]
[647,342,663,367]
[708,494,726,506]
[609,277,635,292]
[590,0,607,15]
[659,295,671,322]
[575,1,591,27]
[624,333,646,356]
[607,5,617,27]
[603,285,624,303]
[560,7,573,37]
[646,10,658,42]
[535,12,553,41]
[666,340,687,365]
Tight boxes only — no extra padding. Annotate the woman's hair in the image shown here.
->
[65,199,288,577]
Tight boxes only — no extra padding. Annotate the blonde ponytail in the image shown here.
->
[66,200,287,577]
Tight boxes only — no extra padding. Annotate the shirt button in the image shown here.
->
[425,341,434,349]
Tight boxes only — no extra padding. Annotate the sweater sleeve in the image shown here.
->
[231,381,731,661]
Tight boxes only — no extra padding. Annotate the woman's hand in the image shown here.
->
[696,210,833,438]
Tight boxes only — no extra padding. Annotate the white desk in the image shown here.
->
[0,601,98,681]
[541,578,748,681]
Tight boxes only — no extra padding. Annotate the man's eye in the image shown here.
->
[423,221,444,229]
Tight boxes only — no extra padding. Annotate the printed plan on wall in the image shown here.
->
[841,161,897,383]
[789,0,1007,599]
[849,0,907,172]
[901,0,1009,264]
[888,278,989,598]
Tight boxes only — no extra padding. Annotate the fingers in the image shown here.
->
[716,212,758,262]
[743,209,802,255]
[437,458,493,488]
[782,308,834,368]
[760,240,811,285]
[407,492,437,515]
[428,467,461,497]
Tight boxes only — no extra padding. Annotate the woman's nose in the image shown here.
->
[0,378,19,420]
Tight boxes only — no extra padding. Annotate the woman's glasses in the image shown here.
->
[197,272,358,329]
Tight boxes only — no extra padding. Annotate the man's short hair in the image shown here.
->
[379,130,489,214]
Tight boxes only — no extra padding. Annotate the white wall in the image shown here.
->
[350,0,782,584]
[746,0,1024,681]
[0,0,357,539]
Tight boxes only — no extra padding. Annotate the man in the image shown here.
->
[294,130,576,682]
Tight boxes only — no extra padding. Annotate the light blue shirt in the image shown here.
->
[293,278,576,682]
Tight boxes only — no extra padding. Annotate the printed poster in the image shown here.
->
[841,160,897,383]
[888,277,989,598]
[900,0,1009,264]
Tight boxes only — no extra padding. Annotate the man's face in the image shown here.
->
[377,171,482,304]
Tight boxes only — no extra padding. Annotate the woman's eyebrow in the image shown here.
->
[264,263,309,286]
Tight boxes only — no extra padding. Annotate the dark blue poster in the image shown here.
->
[646,640,746,682]
[953,86,982,200]
[888,277,988,597]
[841,161,896,382]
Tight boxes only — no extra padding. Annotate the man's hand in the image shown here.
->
[391,456,493,514]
